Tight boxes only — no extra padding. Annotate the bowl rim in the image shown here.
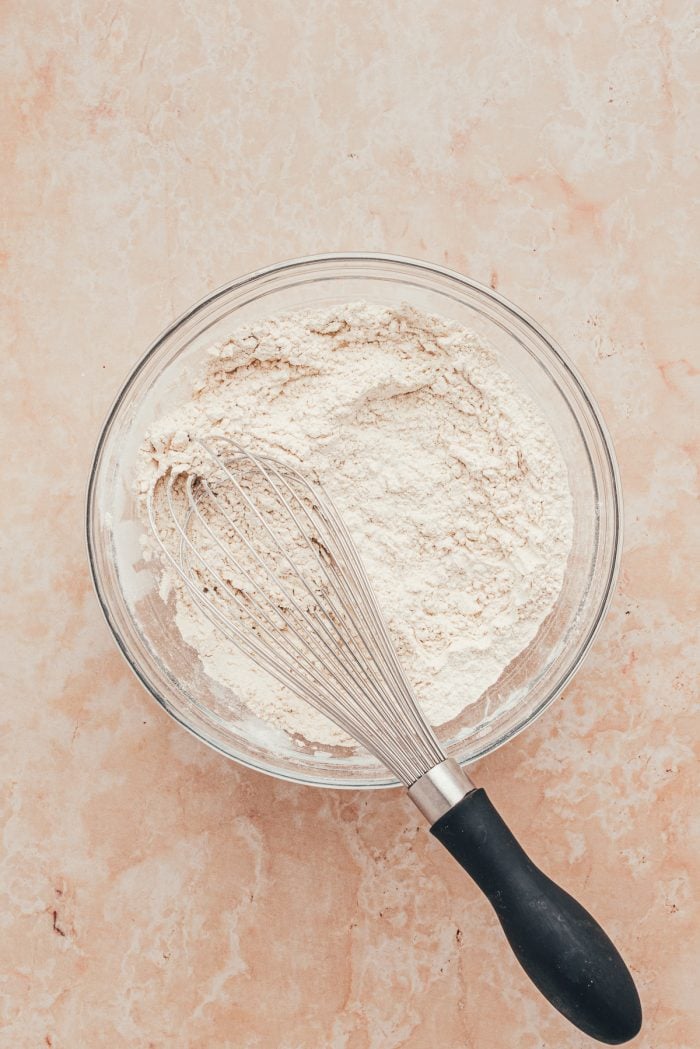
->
[85,252,623,789]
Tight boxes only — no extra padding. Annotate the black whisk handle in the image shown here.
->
[431,789,642,1044]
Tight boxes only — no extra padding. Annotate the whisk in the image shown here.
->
[148,437,641,1045]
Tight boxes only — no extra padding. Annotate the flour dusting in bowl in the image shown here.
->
[136,302,573,747]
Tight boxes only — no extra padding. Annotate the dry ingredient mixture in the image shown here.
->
[137,303,574,747]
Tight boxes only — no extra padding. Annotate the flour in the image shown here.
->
[137,302,574,747]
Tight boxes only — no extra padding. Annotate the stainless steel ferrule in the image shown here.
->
[407,757,475,825]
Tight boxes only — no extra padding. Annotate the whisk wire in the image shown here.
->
[147,438,445,784]
[172,493,425,784]
[193,463,421,768]
[197,442,438,774]
[165,482,400,763]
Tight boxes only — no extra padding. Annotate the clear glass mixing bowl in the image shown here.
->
[86,254,621,788]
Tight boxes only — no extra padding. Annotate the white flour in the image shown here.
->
[137,303,573,747]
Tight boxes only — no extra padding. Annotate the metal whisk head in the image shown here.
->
[147,437,446,785]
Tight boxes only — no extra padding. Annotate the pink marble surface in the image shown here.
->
[2,2,698,1046]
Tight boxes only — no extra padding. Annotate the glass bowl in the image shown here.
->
[86,254,621,789]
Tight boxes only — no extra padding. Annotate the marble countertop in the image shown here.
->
[3,3,698,1047]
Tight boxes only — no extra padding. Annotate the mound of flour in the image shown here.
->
[137,302,573,747]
